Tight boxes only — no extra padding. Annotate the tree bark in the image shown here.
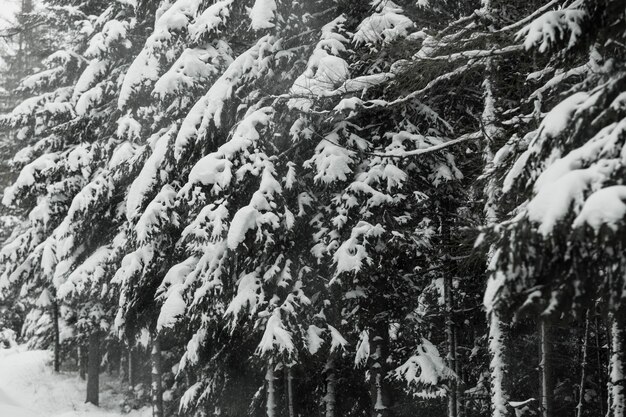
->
[120,345,128,383]
[285,365,295,417]
[608,311,625,417]
[129,345,139,389]
[488,313,510,417]
[266,360,276,417]
[370,323,392,417]
[78,344,86,380]
[596,312,605,417]
[445,275,457,417]
[454,326,463,417]
[540,320,553,417]
[577,311,590,417]
[52,300,60,373]
[325,356,337,417]
[86,331,100,406]
[151,335,163,417]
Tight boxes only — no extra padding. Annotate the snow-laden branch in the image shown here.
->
[417,44,525,63]
[371,131,482,159]
[497,0,560,33]
[319,131,481,160]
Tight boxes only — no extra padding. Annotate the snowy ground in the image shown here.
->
[0,347,150,417]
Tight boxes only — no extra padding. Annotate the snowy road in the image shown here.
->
[0,347,150,417]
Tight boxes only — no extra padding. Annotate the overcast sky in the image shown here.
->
[0,0,21,30]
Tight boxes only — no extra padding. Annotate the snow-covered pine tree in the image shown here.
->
[0,1,95,366]
[0,0,149,388]
[483,1,626,416]
[288,1,484,415]
[112,1,339,414]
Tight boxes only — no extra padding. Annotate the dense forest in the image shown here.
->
[0,0,624,416]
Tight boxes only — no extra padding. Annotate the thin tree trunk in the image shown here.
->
[445,275,457,417]
[86,331,100,406]
[120,346,128,383]
[596,312,605,417]
[608,311,625,417]
[285,366,295,417]
[540,320,553,417]
[455,327,463,417]
[78,343,86,380]
[371,323,392,417]
[129,345,138,389]
[488,313,510,417]
[107,343,117,375]
[151,335,163,417]
[577,310,590,417]
[266,361,276,417]
[52,300,60,373]
[480,1,509,409]
[325,356,337,417]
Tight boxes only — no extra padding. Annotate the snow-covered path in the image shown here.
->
[0,347,150,417]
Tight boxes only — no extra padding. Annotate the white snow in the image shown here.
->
[354,330,370,366]
[249,0,277,30]
[572,186,626,231]
[394,338,454,389]
[118,0,203,108]
[108,142,138,168]
[188,0,233,42]
[174,35,277,159]
[516,8,586,52]
[57,245,112,299]
[153,43,232,98]
[186,107,274,191]
[135,185,178,243]
[539,91,589,139]
[527,161,618,235]
[257,312,294,354]
[73,60,108,101]
[328,325,348,352]
[126,126,176,221]
[353,0,414,47]
[227,166,282,250]
[224,271,263,322]
[0,347,150,417]
[156,257,198,331]
[306,325,325,354]
[526,118,626,234]
[305,131,355,183]
[116,115,142,141]
[289,16,350,111]
[332,221,385,278]
[3,154,59,206]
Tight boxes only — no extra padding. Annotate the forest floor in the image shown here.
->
[0,346,150,417]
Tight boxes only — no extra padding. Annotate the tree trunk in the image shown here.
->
[370,323,392,417]
[285,366,295,417]
[454,326,463,417]
[52,300,60,373]
[608,311,625,417]
[78,344,86,380]
[488,312,510,417]
[129,345,139,389]
[266,361,276,417]
[325,356,337,417]
[576,311,590,417]
[596,312,605,417]
[151,335,164,417]
[540,320,553,417]
[445,275,457,417]
[120,346,128,383]
[107,343,118,375]
[86,331,100,406]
